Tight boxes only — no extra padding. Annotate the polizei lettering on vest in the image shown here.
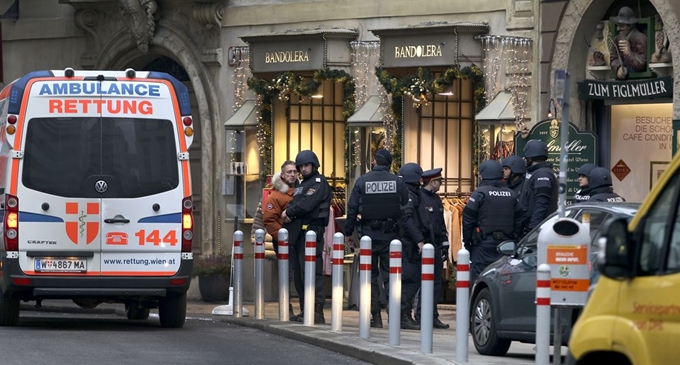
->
[394,45,443,58]
[265,50,310,63]
[488,190,512,197]
[365,181,397,194]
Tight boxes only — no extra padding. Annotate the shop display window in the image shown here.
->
[476,123,516,163]
[224,125,261,221]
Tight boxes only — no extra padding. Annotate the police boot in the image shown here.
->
[401,313,420,330]
[314,303,325,324]
[289,304,302,322]
[371,311,383,328]
[433,318,450,329]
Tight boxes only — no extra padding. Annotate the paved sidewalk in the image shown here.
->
[21,299,546,365]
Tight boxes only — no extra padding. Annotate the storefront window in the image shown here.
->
[404,78,474,194]
[610,103,673,202]
[273,79,346,182]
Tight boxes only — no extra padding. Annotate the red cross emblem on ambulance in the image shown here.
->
[65,202,100,245]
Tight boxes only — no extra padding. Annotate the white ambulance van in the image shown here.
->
[0,68,194,328]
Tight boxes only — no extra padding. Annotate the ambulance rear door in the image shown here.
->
[97,79,184,277]
[17,78,105,276]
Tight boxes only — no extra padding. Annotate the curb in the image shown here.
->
[220,317,456,365]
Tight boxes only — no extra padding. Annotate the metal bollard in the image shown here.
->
[389,240,402,346]
[456,248,470,363]
[359,235,372,339]
[303,231,317,326]
[536,264,551,365]
[233,230,244,319]
[254,229,265,320]
[278,228,290,321]
[420,243,435,354]
[331,232,344,332]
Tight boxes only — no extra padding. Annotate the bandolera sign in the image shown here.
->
[577,76,673,100]
[515,119,597,202]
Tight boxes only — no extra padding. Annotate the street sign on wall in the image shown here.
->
[515,119,597,201]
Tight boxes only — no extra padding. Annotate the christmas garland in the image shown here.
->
[247,69,356,180]
[375,65,486,168]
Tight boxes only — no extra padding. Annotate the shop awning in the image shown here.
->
[475,91,515,122]
[347,95,383,126]
[224,100,258,128]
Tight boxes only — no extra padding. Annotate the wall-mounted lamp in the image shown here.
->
[227,46,242,67]
[547,98,557,119]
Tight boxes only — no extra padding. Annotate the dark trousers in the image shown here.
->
[294,227,326,309]
[371,239,390,312]
[470,240,503,285]
[416,249,443,320]
[401,258,420,315]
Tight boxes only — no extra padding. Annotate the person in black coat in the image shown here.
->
[587,167,625,202]
[345,149,408,328]
[572,163,597,203]
[281,150,332,324]
[519,140,558,236]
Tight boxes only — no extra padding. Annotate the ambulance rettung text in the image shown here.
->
[39,82,162,115]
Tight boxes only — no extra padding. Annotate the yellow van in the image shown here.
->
[567,152,680,365]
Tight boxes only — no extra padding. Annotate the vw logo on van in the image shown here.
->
[94,180,108,193]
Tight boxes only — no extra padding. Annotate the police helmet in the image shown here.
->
[479,160,504,180]
[577,163,597,177]
[588,167,613,189]
[501,155,526,175]
[294,150,320,169]
[523,139,549,159]
[398,163,423,184]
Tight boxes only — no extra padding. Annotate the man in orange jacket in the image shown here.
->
[263,160,301,319]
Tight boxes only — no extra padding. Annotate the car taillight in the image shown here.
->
[181,197,193,253]
[5,194,18,251]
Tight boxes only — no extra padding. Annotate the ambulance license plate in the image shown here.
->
[34,258,87,273]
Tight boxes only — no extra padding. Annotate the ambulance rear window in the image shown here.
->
[22,117,179,198]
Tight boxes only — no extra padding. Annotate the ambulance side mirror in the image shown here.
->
[598,217,635,280]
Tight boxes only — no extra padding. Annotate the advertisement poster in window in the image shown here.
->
[610,103,673,202]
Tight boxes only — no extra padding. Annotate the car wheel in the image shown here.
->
[0,290,20,326]
[126,304,150,320]
[471,288,511,356]
[159,292,186,328]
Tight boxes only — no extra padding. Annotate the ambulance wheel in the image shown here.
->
[126,304,150,320]
[0,290,20,326]
[159,292,186,328]
[471,288,511,356]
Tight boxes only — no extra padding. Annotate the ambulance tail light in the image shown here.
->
[4,194,19,251]
[181,197,194,253]
[182,117,192,126]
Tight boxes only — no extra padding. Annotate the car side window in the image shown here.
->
[518,229,539,256]
[639,172,680,275]
[573,209,611,247]
[666,195,680,272]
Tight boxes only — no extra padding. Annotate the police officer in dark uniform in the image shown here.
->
[572,163,597,203]
[587,167,625,202]
[281,150,332,324]
[502,155,526,196]
[416,168,450,329]
[463,160,523,285]
[345,149,408,328]
[397,162,425,330]
[519,140,558,236]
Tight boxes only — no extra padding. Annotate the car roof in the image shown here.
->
[567,202,640,217]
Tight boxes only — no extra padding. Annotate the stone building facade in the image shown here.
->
[0,1,677,287]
